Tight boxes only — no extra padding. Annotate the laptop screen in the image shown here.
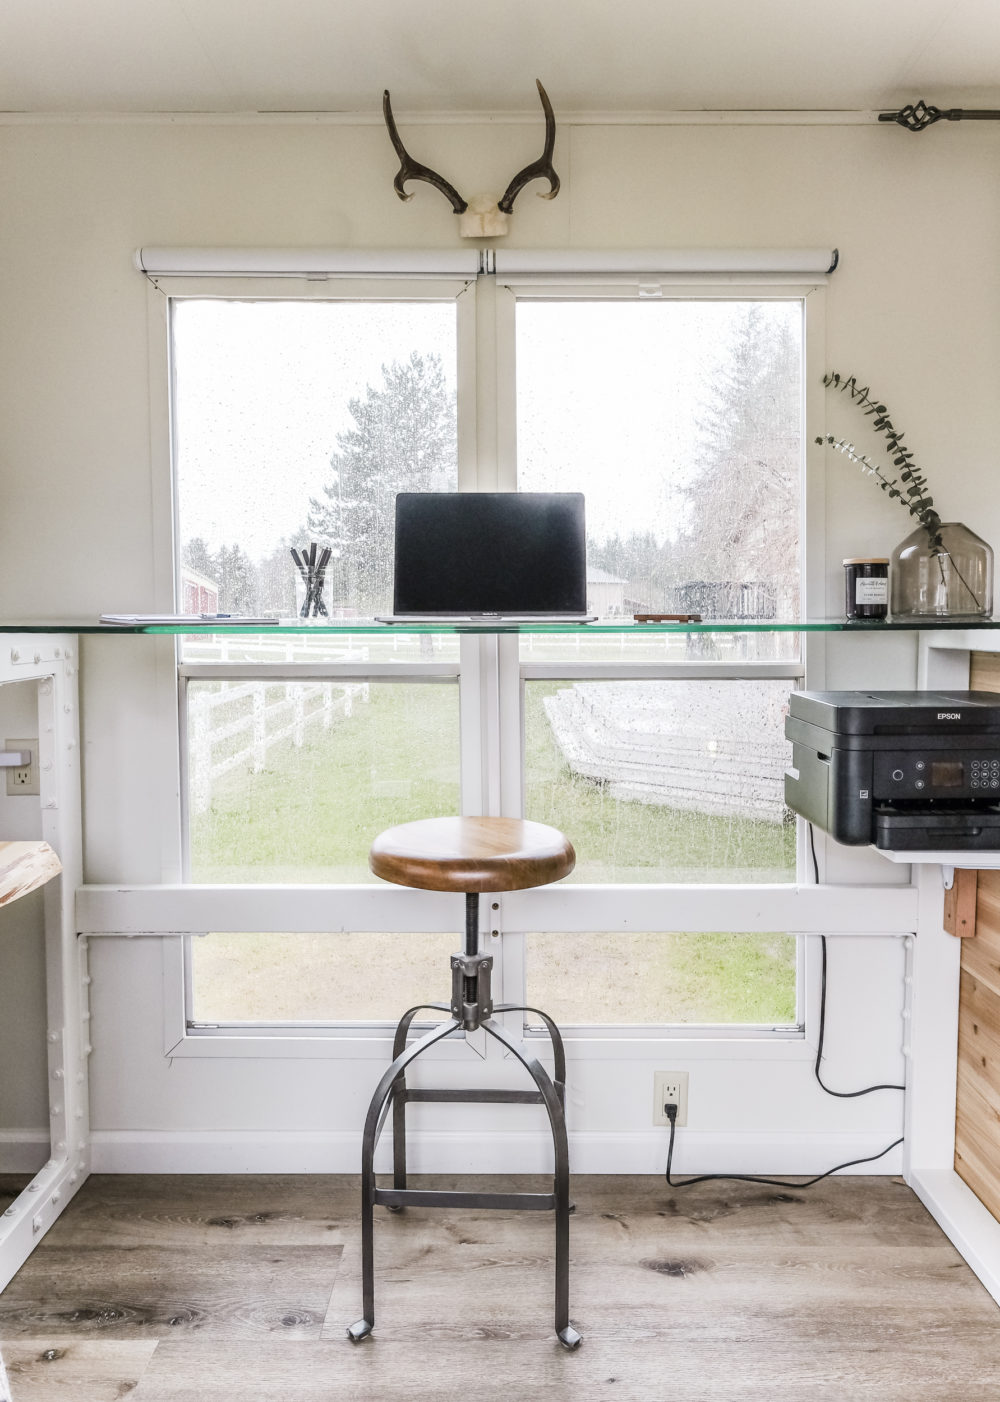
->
[392,492,588,616]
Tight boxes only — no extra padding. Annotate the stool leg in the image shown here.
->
[348,1017,460,1343]
[389,1003,450,1198]
[493,1004,568,1093]
[482,1017,582,1350]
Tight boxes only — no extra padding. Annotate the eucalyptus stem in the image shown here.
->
[818,371,943,548]
[817,372,985,611]
[814,434,943,551]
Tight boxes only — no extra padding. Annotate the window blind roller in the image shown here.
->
[134,247,837,278]
[494,248,838,276]
[133,247,481,276]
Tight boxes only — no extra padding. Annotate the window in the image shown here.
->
[172,296,461,630]
[165,273,815,1034]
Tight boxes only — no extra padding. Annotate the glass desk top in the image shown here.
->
[1,618,999,636]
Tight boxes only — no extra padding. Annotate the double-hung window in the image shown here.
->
[163,262,820,1038]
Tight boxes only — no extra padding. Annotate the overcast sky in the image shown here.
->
[173,296,799,562]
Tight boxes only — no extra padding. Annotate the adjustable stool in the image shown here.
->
[347,815,582,1349]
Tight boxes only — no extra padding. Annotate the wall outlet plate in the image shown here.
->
[653,1070,689,1127]
[4,738,39,796]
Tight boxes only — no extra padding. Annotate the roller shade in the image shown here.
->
[135,246,837,279]
[133,247,481,277]
[494,248,838,276]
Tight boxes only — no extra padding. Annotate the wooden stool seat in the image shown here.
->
[369,815,575,893]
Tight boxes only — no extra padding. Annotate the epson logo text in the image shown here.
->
[937,712,962,720]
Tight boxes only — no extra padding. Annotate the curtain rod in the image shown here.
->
[879,100,1000,133]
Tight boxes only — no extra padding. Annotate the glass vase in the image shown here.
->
[890,521,994,620]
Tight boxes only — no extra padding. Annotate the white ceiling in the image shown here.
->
[2,0,999,117]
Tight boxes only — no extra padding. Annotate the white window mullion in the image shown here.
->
[493,282,518,492]
[456,280,479,490]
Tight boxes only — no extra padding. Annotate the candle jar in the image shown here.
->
[843,557,889,620]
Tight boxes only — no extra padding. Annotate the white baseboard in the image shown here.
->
[0,1131,49,1174]
[89,1127,903,1177]
[909,1167,1000,1307]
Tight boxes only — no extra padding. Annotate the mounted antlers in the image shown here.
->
[381,80,560,238]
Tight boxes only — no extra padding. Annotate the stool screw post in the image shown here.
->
[465,891,479,957]
[464,891,479,1020]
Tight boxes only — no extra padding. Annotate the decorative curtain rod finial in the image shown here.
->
[879,99,1000,133]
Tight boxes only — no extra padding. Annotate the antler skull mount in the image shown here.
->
[382,79,560,238]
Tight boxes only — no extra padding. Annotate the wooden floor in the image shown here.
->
[1,1172,1000,1400]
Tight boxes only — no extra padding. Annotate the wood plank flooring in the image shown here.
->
[1,1174,999,1400]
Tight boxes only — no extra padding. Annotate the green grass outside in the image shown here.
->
[189,680,797,1025]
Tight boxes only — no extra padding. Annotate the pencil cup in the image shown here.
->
[294,571,332,621]
[291,543,333,621]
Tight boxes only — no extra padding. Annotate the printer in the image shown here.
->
[785,690,1000,850]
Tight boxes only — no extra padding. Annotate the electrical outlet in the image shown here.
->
[5,739,39,796]
[653,1070,689,1127]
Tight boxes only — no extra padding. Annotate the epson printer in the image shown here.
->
[785,691,1000,850]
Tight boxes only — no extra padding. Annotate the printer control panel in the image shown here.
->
[875,750,1000,798]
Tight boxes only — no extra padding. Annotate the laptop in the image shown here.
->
[378,491,596,623]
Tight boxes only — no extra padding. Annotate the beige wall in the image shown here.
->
[0,115,996,1157]
[1,119,998,626]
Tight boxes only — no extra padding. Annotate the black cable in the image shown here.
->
[808,823,905,1097]
[663,1106,903,1190]
[663,821,904,1192]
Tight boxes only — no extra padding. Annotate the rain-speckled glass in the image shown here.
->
[190,931,459,1024]
[172,299,459,661]
[185,677,461,1021]
[524,679,796,883]
[186,679,460,883]
[526,931,797,1027]
[516,299,802,663]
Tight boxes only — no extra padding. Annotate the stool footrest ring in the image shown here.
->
[400,1087,544,1105]
[374,1188,556,1212]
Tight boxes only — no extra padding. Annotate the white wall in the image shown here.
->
[2,114,997,1172]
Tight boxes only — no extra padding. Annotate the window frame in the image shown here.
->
[145,269,829,1052]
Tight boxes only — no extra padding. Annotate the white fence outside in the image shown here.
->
[543,679,790,822]
[188,676,369,814]
[181,632,374,665]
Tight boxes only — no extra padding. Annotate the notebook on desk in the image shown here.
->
[377,491,596,624]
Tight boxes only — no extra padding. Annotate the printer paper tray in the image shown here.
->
[874,802,1000,851]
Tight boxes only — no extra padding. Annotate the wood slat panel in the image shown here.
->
[957,799,1000,1209]
[954,664,1000,1218]
[970,651,1000,693]
[954,1117,1000,1229]
[962,880,1000,999]
[957,970,1000,1067]
[955,1059,1000,1162]
[958,1042,1000,1123]
[956,976,1000,1214]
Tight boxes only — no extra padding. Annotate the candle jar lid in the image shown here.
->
[842,557,889,566]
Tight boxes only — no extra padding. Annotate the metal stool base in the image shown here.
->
[348,988,581,1348]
